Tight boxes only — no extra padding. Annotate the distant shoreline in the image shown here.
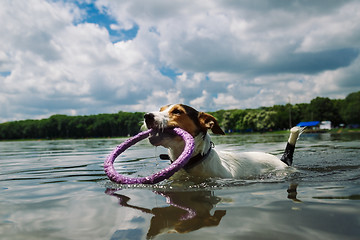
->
[223,128,360,135]
[2,128,359,142]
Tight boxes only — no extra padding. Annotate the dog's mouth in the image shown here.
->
[148,127,178,146]
[144,112,180,146]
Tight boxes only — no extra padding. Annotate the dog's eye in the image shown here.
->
[171,109,184,115]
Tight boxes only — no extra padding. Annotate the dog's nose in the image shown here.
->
[144,113,155,129]
[144,113,155,122]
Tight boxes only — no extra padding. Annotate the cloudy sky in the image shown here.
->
[1,0,360,122]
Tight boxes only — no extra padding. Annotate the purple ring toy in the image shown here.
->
[104,128,195,184]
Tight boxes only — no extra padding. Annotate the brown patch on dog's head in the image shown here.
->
[160,104,224,136]
[165,104,200,137]
[159,104,171,112]
[198,112,225,135]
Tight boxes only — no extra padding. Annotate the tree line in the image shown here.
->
[0,91,359,139]
[0,112,144,140]
[210,91,360,133]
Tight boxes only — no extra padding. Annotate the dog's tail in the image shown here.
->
[280,126,305,166]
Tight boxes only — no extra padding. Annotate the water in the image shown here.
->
[1,132,359,240]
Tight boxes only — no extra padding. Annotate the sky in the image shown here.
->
[1,0,360,123]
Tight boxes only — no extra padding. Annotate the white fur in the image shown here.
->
[288,126,305,145]
[176,133,288,179]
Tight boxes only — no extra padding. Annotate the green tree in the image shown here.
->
[256,110,277,131]
[341,91,360,124]
[271,104,289,129]
[222,111,232,132]
[306,97,343,127]
[242,111,257,131]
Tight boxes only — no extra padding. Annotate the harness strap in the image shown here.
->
[183,141,214,171]
[159,141,215,171]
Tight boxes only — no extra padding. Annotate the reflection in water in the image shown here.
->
[105,189,226,239]
[287,183,302,203]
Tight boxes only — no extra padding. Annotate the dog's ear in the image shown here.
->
[198,112,225,135]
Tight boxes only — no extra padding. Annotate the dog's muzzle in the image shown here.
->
[144,113,176,145]
[144,113,158,143]
[144,113,156,129]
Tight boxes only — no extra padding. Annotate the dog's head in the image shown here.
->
[144,104,224,147]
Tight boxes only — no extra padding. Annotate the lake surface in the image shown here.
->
[1,132,359,240]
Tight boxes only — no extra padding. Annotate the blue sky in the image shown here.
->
[75,1,139,42]
[1,0,360,123]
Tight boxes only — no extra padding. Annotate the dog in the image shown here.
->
[144,104,303,179]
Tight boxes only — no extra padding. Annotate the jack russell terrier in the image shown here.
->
[144,104,303,179]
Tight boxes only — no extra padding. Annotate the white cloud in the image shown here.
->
[296,2,360,53]
[1,0,360,122]
[214,93,241,110]
[312,55,360,97]
[190,90,215,111]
